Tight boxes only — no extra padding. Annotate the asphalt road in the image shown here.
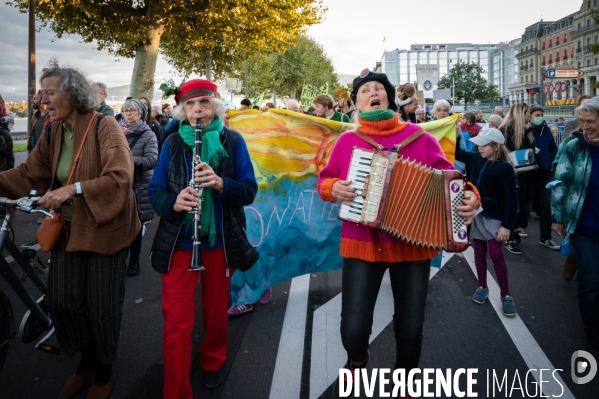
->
[0,153,597,398]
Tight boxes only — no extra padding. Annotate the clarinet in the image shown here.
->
[189,117,206,271]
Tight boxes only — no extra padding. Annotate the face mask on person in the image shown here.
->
[533,117,544,126]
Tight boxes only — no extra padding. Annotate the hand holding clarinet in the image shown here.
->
[173,163,223,212]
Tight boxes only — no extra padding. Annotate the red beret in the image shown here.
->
[175,79,217,104]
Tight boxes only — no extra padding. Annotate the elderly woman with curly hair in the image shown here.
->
[0,61,139,398]
[148,79,257,398]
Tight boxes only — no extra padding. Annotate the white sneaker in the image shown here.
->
[515,228,528,237]
[540,239,560,250]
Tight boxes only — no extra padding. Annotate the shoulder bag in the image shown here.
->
[36,113,96,252]
[508,148,538,174]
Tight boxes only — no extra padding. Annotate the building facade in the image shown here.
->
[380,43,503,91]
[509,0,598,106]
[492,38,521,102]
[568,0,599,101]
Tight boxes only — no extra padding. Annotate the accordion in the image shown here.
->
[339,147,469,252]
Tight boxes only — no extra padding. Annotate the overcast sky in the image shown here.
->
[0,0,583,101]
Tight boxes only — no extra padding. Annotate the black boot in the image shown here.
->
[334,352,369,398]
[127,257,140,277]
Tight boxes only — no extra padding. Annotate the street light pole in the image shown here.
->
[540,67,545,108]
[452,76,455,106]
[27,0,36,128]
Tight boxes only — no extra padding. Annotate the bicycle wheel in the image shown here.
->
[0,290,15,373]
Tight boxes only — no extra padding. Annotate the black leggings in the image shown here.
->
[340,257,430,371]
[129,226,143,259]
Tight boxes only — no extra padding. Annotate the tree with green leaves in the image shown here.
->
[482,83,501,103]
[10,0,325,99]
[437,62,496,109]
[231,36,338,100]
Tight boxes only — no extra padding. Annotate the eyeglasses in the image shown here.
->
[122,109,139,114]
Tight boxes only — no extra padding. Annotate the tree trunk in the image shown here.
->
[130,22,165,100]
[206,51,212,81]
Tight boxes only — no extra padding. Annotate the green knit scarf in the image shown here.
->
[358,109,397,121]
[179,117,228,246]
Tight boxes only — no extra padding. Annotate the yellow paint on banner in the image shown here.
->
[229,109,459,187]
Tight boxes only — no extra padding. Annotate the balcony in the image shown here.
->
[576,48,582,53]
[556,56,561,62]
[572,21,597,37]
[516,47,538,58]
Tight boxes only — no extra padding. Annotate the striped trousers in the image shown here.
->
[47,235,129,363]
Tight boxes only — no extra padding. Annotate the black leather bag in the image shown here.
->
[223,206,259,272]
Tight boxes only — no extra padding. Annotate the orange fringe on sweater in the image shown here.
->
[340,237,440,263]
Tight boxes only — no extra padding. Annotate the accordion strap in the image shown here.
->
[350,130,387,150]
[394,128,425,153]
[351,128,426,153]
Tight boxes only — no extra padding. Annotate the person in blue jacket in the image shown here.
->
[148,79,258,397]
[455,128,519,316]
[529,104,559,250]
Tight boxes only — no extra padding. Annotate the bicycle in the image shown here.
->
[0,191,66,372]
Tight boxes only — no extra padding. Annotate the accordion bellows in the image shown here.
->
[339,147,469,253]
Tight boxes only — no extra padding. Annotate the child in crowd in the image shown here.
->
[456,128,519,316]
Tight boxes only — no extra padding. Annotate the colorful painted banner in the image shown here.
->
[228,110,460,305]
[299,82,329,110]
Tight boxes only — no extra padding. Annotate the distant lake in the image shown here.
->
[13,118,28,132]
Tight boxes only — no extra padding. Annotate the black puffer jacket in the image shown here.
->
[127,125,159,222]
[149,127,257,273]
[0,129,14,171]
[501,124,535,202]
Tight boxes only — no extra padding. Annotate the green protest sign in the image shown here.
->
[300,82,329,110]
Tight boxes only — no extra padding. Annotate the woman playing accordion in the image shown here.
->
[317,70,478,396]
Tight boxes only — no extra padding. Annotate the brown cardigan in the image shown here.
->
[0,111,140,255]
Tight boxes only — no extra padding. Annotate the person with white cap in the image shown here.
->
[455,128,519,317]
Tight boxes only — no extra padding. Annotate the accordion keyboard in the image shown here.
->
[339,148,374,222]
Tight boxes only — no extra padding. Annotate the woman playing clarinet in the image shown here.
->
[317,70,479,398]
[148,79,257,398]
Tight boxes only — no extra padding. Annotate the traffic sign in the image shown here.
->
[561,82,567,91]
[555,83,561,93]
[549,84,554,92]
[545,69,584,78]
[544,84,548,93]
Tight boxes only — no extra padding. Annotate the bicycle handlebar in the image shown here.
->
[0,191,73,220]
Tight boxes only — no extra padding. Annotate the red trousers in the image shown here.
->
[162,248,230,399]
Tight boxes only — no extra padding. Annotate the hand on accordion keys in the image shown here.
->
[332,179,357,205]
[456,189,479,226]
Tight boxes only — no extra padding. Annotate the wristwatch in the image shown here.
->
[75,182,83,198]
